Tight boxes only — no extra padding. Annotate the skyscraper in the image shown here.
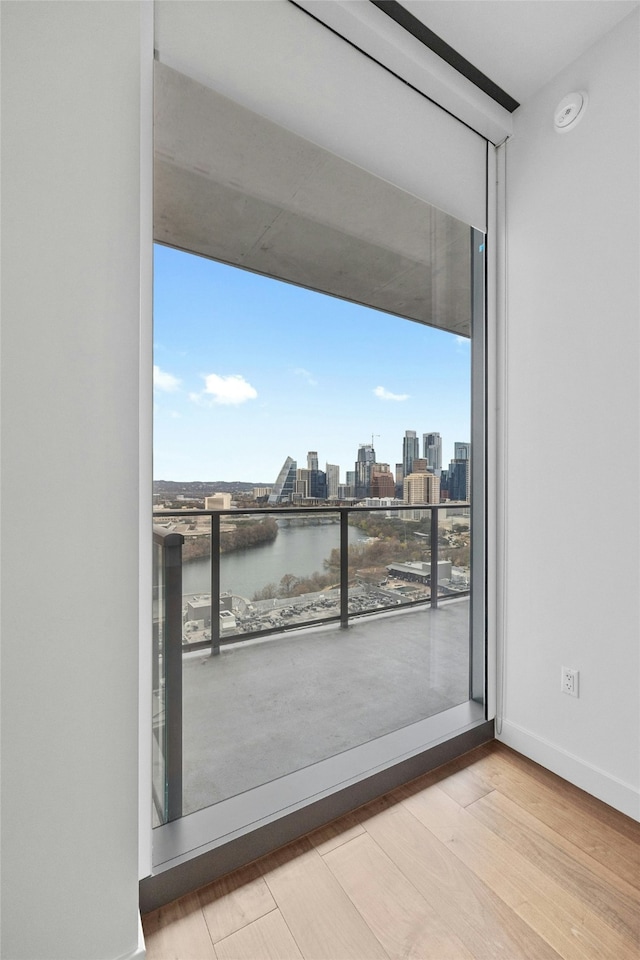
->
[325,463,340,499]
[295,467,310,498]
[268,456,297,504]
[402,430,420,479]
[423,432,442,475]
[370,468,396,498]
[448,459,469,501]
[309,468,327,500]
[355,443,376,498]
[453,442,471,500]
[403,471,440,504]
[307,450,319,471]
[395,462,404,499]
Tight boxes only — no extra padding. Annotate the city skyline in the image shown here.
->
[154,245,471,482]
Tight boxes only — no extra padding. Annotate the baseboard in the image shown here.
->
[497,720,640,821]
[115,915,145,960]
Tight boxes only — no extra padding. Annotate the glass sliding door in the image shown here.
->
[149,48,487,875]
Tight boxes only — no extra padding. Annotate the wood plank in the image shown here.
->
[214,909,303,960]
[198,861,277,944]
[142,892,216,960]
[324,831,475,959]
[518,895,640,960]
[474,747,640,888]
[468,789,640,948]
[402,784,529,908]
[493,745,640,844]
[361,800,561,959]
[402,782,637,960]
[398,743,497,808]
[258,836,389,959]
[307,810,365,856]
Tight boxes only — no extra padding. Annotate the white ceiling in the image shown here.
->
[398,0,639,104]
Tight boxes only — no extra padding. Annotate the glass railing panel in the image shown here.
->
[154,504,473,820]
[151,536,167,826]
[347,507,434,613]
[167,512,213,648]
[217,511,342,639]
[435,504,471,598]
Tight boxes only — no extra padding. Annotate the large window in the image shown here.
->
[154,245,481,824]
[147,37,487,891]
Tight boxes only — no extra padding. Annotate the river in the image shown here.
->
[182,520,367,599]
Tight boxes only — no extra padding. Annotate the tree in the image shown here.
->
[279,573,298,597]
[252,582,278,600]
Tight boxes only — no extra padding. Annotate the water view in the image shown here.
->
[182,520,367,598]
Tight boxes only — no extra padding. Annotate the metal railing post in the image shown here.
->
[340,509,349,628]
[163,531,183,822]
[210,513,221,656]
[430,505,439,609]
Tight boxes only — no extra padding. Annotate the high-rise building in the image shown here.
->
[412,458,428,473]
[403,471,440,504]
[309,469,327,500]
[307,450,318,471]
[370,468,395,498]
[453,443,471,500]
[326,463,340,499]
[395,462,404,499]
[423,432,442,475]
[402,430,420,479]
[296,467,311,498]
[355,443,376,498]
[268,456,297,504]
[448,459,469,501]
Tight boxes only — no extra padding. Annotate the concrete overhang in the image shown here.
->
[154,62,472,337]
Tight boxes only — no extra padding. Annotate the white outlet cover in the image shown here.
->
[561,667,579,697]
[554,91,588,133]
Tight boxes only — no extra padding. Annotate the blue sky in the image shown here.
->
[153,245,470,483]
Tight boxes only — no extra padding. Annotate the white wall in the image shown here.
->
[499,9,640,818]
[1,3,146,958]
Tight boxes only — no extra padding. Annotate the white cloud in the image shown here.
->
[293,367,318,387]
[373,385,409,402]
[192,373,258,406]
[154,365,181,392]
[455,335,469,346]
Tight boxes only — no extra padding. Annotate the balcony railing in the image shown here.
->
[152,503,470,824]
[153,503,470,652]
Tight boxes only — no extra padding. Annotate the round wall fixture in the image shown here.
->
[554,91,588,133]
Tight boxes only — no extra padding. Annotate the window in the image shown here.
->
[146,34,488,895]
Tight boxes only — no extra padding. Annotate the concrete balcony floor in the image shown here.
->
[181,597,470,816]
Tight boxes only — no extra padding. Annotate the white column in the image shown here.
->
[1,2,147,956]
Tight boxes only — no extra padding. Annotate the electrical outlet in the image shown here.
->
[561,667,579,697]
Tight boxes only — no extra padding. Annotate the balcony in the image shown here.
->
[153,504,473,827]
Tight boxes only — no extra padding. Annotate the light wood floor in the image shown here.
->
[142,742,640,959]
